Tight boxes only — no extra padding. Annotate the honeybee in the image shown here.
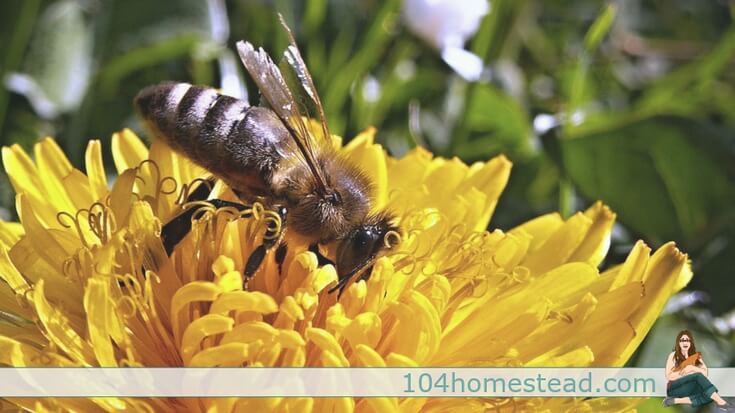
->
[134,16,399,295]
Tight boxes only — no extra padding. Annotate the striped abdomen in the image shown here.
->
[134,82,291,197]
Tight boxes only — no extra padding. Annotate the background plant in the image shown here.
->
[1,1,733,409]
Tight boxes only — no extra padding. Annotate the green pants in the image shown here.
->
[666,372,718,407]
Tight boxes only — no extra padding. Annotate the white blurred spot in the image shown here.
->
[394,59,416,81]
[403,0,490,50]
[4,73,59,119]
[218,50,247,100]
[403,0,490,81]
[206,0,229,43]
[533,113,558,134]
[362,75,381,103]
[570,110,586,126]
[441,47,484,82]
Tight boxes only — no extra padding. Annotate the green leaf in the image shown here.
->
[638,28,735,116]
[562,118,735,242]
[458,84,533,160]
[583,4,617,52]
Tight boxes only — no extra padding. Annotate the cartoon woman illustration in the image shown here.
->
[663,330,731,410]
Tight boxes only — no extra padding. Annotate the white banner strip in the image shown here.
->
[0,368,733,397]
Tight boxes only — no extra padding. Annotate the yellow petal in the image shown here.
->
[0,245,29,294]
[171,282,223,345]
[568,202,616,266]
[608,240,651,290]
[0,336,73,366]
[521,212,592,275]
[16,193,77,272]
[111,129,148,174]
[385,353,418,367]
[618,243,687,363]
[33,280,95,365]
[189,342,249,367]
[2,144,58,226]
[108,168,138,226]
[0,220,24,249]
[461,155,512,230]
[34,138,76,212]
[342,312,382,350]
[221,321,280,345]
[83,277,118,366]
[85,139,109,200]
[525,346,595,367]
[356,397,399,413]
[181,314,235,364]
[209,291,279,315]
[387,146,432,190]
[62,169,95,210]
[306,327,349,367]
[509,212,564,252]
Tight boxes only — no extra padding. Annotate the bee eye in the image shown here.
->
[336,227,380,279]
[353,229,373,248]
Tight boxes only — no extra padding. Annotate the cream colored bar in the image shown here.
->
[0,368,732,397]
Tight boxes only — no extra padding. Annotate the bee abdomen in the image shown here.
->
[196,93,249,167]
[135,82,250,158]
[136,82,290,195]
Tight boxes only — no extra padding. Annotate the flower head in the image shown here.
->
[0,128,691,412]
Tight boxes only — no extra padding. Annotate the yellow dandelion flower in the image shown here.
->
[0,128,691,412]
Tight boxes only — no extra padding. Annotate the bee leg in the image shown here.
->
[275,243,288,275]
[327,265,374,297]
[358,265,374,282]
[243,205,288,280]
[308,243,335,267]
[184,177,216,202]
[161,199,248,255]
[328,275,353,297]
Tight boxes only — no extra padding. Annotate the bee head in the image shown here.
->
[336,213,399,283]
[287,152,376,241]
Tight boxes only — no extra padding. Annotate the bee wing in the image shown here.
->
[236,39,329,194]
[277,14,331,144]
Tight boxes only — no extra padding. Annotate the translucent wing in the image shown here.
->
[277,14,331,143]
[236,36,328,194]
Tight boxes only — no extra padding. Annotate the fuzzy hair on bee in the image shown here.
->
[134,15,399,295]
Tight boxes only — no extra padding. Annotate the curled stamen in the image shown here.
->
[137,160,180,208]
[250,202,265,220]
[391,252,419,274]
[384,230,401,249]
[56,210,92,248]
[175,177,214,205]
[159,176,178,195]
[262,210,282,240]
[115,296,137,319]
[468,274,491,298]
[86,202,117,244]
[61,249,95,285]
[420,261,438,276]
[104,191,141,208]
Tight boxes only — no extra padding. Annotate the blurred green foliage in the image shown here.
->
[1,0,734,370]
